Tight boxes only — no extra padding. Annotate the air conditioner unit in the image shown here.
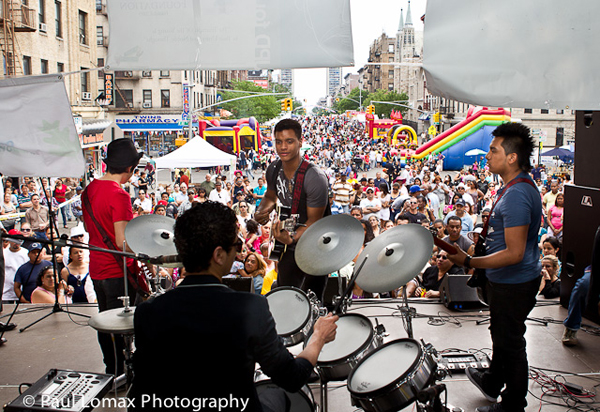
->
[39,22,47,32]
[124,71,133,77]
[82,92,92,100]
[142,71,151,77]
[142,102,151,108]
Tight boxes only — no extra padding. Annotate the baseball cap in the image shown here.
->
[28,242,43,251]
[7,229,23,245]
[467,227,483,242]
[366,187,374,193]
[409,185,422,194]
[455,199,466,207]
[70,225,86,238]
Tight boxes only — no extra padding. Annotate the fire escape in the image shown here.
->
[0,0,36,77]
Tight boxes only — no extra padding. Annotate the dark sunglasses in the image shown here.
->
[436,255,448,260]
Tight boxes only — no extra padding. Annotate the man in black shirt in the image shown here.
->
[131,202,338,411]
[400,197,427,224]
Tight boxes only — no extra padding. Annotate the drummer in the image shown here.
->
[131,201,338,412]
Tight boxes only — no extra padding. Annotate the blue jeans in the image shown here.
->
[564,266,591,331]
[482,276,541,411]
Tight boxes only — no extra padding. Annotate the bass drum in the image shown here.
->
[266,287,319,346]
[254,370,315,412]
[347,338,437,412]
[305,313,381,382]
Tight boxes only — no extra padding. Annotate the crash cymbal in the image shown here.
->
[125,214,177,257]
[355,224,433,293]
[88,307,135,334]
[295,214,365,276]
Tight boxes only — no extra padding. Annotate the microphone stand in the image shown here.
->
[18,178,90,333]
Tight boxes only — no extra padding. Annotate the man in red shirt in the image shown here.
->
[82,138,142,376]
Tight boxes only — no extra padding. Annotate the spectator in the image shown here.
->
[405,250,464,298]
[368,215,381,237]
[71,186,84,222]
[52,179,71,228]
[378,183,391,224]
[1,191,18,231]
[2,230,28,303]
[31,265,74,304]
[538,255,560,299]
[237,252,266,294]
[546,192,564,240]
[208,182,231,207]
[61,247,94,303]
[133,190,153,214]
[252,178,267,208]
[13,242,52,303]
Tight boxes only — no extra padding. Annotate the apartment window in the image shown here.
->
[38,0,45,24]
[556,109,564,115]
[160,71,170,77]
[57,62,64,73]
[541,109,549,114]
[96,26,103,46]
[524,108,532,114]
[79,10,87,45]
[161,90,170,107]
[388,83,394,91]
[95,0,102,12]
[142,71,152,77]
[115,89,133,108]
[388,69,394,79]
[143,90,152,106]
[55,1,62,37]
[80,68,89,92]
[23,56,32,75]
[556,127,564,147]
[388,56,394,63]
[388,44,394,53]
[97,58,104,78]
[40,59,48,74]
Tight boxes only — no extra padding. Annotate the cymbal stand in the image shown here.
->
[398,286,417,339]
[112,242,134,392]
[332,255,369,315]
[319,377,328,412]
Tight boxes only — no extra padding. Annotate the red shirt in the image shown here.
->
[54,184,67,203]
[82,179,135,280]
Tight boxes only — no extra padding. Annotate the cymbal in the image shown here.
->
[295,214,365,276]
[355,224,433,293]
[88,307,135,334]
[125,214,177,257]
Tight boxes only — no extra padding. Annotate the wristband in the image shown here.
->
[464,255,472,269]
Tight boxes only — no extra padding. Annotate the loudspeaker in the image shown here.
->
[574,111,600,188]
[222,277,255,293]
[323,276,347,311]
[439,275,485,310]
[561,185,600,314]
[585,226,600,324]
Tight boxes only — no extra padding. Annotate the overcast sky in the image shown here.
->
[293,0,427,107]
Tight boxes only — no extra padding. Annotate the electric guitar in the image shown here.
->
[268,205,301,261]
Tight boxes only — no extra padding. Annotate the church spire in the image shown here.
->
[398,8,404,32]
[405,0,413,26]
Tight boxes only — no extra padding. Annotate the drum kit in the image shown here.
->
[85,213,457,411]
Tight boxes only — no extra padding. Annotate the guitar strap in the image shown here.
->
[291,160,310,215]
[480,177,538,240]
[81,190,149,297]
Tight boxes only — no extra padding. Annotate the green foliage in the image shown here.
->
[333,87,370,113]
[364,89,409,118]
[217,81,287,123]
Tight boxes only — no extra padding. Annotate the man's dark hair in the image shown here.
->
[107,162,138,175]
[274,119,302,140]
[492,122,534,173]
[446,215,462,226]
[350,206,363,216]
[174,201,238,273]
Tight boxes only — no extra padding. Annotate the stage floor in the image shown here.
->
[0,299,598,412]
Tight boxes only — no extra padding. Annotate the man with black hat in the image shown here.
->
[82,138,142,376]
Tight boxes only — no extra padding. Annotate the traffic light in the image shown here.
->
[367,105,375,114]
[285,98,293,111]
[281,100,287,112]
[336,97,340,102]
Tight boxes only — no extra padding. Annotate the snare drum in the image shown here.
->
[265,287,318,346]
[348,338,437,412]
[254,370,315,412]
[306,313,381,382]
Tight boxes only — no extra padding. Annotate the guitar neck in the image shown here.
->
[433,236,458,255]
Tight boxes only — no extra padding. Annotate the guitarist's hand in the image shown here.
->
[273,219,294,246]
[446,242,468,267]
[254,208,271,226]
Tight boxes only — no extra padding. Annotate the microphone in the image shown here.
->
[147,254,181,265]
[417,384,446,403]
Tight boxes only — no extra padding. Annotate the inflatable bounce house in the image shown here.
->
[366,110,418,147]
[198,117,262,154]
[411,107,511,170]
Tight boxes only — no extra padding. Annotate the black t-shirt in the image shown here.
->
[401,211,427,225]
[421,265,465,291]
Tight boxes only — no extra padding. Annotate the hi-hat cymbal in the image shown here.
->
[125,214,177,257]
[88,307,135,334]
[295,214,365,276]
[355,224,433,293]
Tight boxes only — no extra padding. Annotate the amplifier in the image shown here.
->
[222,277,255,293]
[4,369,113,412]
[437,352,491,373]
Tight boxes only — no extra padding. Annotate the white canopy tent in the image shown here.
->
[154,136,237,181]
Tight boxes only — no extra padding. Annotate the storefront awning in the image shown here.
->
[80,119,112,148]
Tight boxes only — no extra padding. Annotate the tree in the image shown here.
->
[364,90,409,118]
[333,87,370,113]
[218,81,286,123]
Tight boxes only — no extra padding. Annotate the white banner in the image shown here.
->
[106,0,354,70]
[423,0,600,110]
[0,75,85,177]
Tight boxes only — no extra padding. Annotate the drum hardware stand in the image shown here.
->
[398,286,417,339]
[16,178,91,334]
[476,315,548,326]
[333,255,369,314]
[319,376,328,412]
[415,383,463,412]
